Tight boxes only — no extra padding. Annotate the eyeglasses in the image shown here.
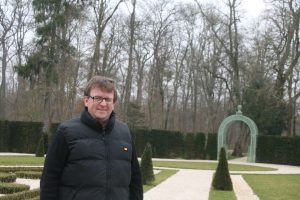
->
[88,96,114,104]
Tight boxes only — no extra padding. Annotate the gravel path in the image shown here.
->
[144,169,214,200]
[231,175,259,200]
[16,178,40,189]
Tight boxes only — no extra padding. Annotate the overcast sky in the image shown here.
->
[242,0,265,18]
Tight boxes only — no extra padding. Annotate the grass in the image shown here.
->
[153,160,276,171]
[0,156,45,166]
[243,174,300,200]
[209,189,236,200]
[143,169,178,192]
[0,156,276,171]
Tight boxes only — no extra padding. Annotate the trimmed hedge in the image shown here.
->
[0,189,39,200]
[212,147,233,191]
[0,121,58,153]
[0,167,43,173]
[206,133,217,160]
[0,121,9,152]
[27,198,39,200]
[2,120,300,165]
[35,135,45,157]
[0,173,16,183]
[194,133,206,159]
[184,133,196,159]
[140,143,155,184]
[132,129,185,158]
[0,121,217,160]
[132,129,209,159]
[15,171,41,179]
[0,183,29,194]
[256,135,300,165]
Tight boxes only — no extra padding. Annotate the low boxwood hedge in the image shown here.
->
[0,174,16,183]
[0,188,39,200]
[0,183,30,194]
[15,171,41,179]
[0,167,42,173]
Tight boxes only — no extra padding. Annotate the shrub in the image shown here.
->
[211,147,233,191]
[0,167,43,173]
[140,143,155,184]
[0,188,39,200]
[0,183,30,194]
[27,198,39,200]
[0,173,16,183]
[15,171,41,179]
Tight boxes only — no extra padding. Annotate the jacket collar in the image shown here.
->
[80,107,115,133]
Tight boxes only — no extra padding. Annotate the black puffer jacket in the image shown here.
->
[40,109,143,200]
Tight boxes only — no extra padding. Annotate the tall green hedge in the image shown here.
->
[256,135,300,165]
[206,133,218,160]
[5,121,41,153]
[0,121,9,152]
[0,121,58,153]
[131,129,185,158]
[3,121,300,166]
[0,121,217,160]
[195,133,206,159]
[184,133,196,159]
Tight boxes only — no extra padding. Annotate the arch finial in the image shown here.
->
[236,105,242,115]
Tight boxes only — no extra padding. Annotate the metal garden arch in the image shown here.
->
[217,105,258,162]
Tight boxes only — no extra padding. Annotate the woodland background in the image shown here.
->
[1,0,300,152]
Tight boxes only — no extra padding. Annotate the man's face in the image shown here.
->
[84,87,115,124]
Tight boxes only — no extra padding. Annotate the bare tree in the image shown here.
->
[88,0,123,78]
[264,0,300,136]
[195,0,243,108]
[123,0,136,121]
[12,0,33,120]
[0,0,17,120]
[144,0,177,129]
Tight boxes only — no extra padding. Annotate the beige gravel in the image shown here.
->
[144,169,214,200]
[231,175,259,200]
[16,178,40,189]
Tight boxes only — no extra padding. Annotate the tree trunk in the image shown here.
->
[0,42,7,120]
[123,0,136,121]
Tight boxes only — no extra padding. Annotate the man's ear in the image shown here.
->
[83,96,89,107]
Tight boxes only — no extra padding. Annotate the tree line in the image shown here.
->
[0,0,299,144]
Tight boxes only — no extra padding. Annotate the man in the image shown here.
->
[40,76,143,200]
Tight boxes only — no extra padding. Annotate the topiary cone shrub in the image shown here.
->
[212,147,233,190]
[140,142,155,184]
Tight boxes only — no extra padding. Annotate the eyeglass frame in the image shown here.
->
[88,96,114,104]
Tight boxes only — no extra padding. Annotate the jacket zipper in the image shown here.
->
[103,130,112,200]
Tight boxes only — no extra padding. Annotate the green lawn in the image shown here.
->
[0,156,276,171]
[0,156,45,166]
[243,174,300,200]
[209,189,236,200]
[153,160,276,171]
[143,169,178,192]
